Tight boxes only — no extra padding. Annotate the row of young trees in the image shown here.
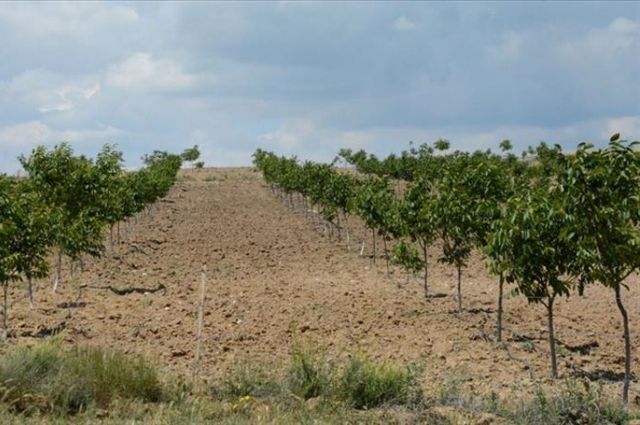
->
[253,134,640,406]
[0,143,183,340]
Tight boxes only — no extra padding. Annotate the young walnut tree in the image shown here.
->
[561,136,640,406]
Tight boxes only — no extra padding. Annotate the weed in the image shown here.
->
[211,361,281,400]
[0,340,163,414]
[337,354,424,409]
[287,344,332,400]
[505,380,629,425]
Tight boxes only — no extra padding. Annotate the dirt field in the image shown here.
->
[5,167,639,402]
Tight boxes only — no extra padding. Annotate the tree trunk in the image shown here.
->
[457,264,463,313]
[615,284,631,407]
[52,248,63,293]
[110,224,114,249]
[359,228,367,257]
[193,267,208,380]
[546,296,558,378]
[496,272,504,342]
[383,237,390,275]
[2,283,8,340]
[422,241,429,300]
[372,229,376,265]
[75,269,83,306]
[27,275,34,309]
[345,215,351,252]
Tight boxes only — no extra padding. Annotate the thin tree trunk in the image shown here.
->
[497,272,504,342]
[27,275,34,309]
[421,241,429,300]
[457,264,463,313]
[52,248,63,293]
[2,283,8,340]
[110,224,114,249]
[372,229,376,265]
[383,237,390,275]
[345,214,351,252]
[615,284,631,407]
[74,265,83,308]
[193,267,208,380]
[359,228,367,257]
[117,221,121,245]
[546,296,558,379]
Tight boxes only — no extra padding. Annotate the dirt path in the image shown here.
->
[6,168,639,400]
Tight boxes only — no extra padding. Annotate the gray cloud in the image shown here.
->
[0,1,638,173]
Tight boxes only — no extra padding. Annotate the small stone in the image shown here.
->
[305,397,321,410]
[95,409,109,419]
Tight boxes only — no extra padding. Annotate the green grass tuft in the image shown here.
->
[506,380,629,425]
[337,355,424,410]
[210,362,281,400]
[287,344,332,400]
[0,340,163,414]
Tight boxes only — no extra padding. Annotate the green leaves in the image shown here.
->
[487,185,575,303]
[181,145,201,167]
[14,144,182,276]
[560,137,640,288]
[390,240,422,274]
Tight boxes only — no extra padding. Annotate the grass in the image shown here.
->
[287,343,332,400]
[337,354,424,409]
[210,361,281,400]
[504,380,629,425]
[0,340,163,415]
[432,375,632,425]
[0,340,634,424]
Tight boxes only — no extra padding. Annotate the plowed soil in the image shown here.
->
[4,168,639,401]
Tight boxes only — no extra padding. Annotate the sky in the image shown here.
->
[0,1,638,172]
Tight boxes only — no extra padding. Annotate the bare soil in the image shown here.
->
[4,167,639,402]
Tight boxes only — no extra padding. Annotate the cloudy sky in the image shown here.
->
[0,2,638,172]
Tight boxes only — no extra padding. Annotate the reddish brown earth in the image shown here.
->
[4,167,639,402]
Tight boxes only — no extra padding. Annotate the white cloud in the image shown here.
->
[0,121,123,148]
[392,16,417,32]
[200,145,254,167]
[606,116,640,140]
[339,131,371,150]
[498,31,525,60]
[1,69,101,114]
[0,121,125,174]
[555,17,640,65]
[0,121,52,147]
[257,115,640,165]
[83,83,101,100]
[0,3,138,37]
[260,119,317,151]
[106,53,208,92]
[39,83,101,113]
